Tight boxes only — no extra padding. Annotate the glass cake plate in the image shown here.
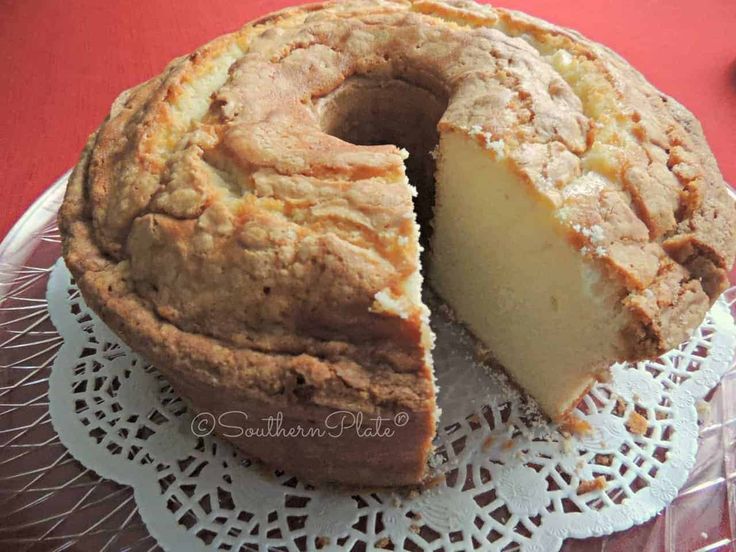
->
[1,173,735,551]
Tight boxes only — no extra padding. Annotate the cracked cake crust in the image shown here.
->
[60,0,735,486]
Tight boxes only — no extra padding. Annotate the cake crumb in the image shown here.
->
[626,411,648,435]
[559,415,592,436]
[375,537,391,549]
[577,476,607,494]
[316,536,331,548]
[700,532,708,539]
[428,452,445,469]
[613,398,627,416]
[482,436,495,451]
[410,524,421,534]
[595,454,612,466]
[502,439,515,450]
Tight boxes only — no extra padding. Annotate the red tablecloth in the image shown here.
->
[1,0,735,278]
[0,4,735,550]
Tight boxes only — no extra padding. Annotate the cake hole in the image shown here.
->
[319,75,448,251]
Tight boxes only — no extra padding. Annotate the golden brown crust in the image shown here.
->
[72,0,735,358]
[61,135,435,487]
[60,0,735,485]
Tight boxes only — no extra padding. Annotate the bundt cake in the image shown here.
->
[59,0,736,486]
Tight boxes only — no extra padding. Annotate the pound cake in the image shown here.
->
[59,0,736,486]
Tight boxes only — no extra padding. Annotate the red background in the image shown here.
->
[1,0,735,275]
[0,3,735,549]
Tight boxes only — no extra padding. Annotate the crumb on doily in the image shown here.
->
[559,414,591,436]
[523,409,549,432]
[316,536,330,548]
[696,400,711,425]
[410,524,421,534]
[375,537,391,549]
[482,436,494,452]
[577,476,607,495]
[595,454,612,466]
[502,439,515,450]
[613,397,627,416]
[626,411,648,435]
[561,435,574,455]
[428,452,445,469]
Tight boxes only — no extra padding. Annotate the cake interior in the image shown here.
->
[322,75,630,420]
[432,133,630,418]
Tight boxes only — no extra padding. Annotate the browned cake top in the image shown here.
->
[60,0,736,415]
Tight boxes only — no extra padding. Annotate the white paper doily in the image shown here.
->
[46,256,736,551]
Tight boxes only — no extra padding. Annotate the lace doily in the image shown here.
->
[46,258,736,551]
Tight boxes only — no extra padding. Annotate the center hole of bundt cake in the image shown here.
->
[318,76,448,249]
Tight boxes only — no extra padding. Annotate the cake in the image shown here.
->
[59,0,736,486]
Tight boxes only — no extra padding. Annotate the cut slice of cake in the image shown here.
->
[432,133,634,419]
